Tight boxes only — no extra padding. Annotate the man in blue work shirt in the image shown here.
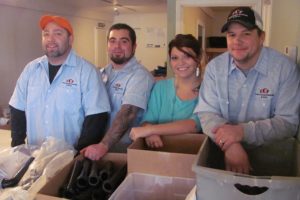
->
[9,15,110,150]
[195,7,300,174]
[81,23,154,160]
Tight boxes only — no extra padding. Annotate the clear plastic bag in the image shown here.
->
[20,137,75,189]
[0,144,37,182]
[0,137,75,199]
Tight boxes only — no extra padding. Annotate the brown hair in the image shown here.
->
[168,34,201,63]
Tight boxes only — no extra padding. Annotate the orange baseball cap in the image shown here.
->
[39,15,73,35]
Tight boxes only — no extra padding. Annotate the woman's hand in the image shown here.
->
[145,135,163,148]
[130,126,153,141]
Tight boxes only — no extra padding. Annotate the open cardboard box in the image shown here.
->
[128,133,206,178]
[108,172,196,200]
[193,137,300,200]
[36,153,126,200]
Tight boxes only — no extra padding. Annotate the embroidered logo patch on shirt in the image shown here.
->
[113,83,123,91]
[255,87,274,98]
[63,79,77,86]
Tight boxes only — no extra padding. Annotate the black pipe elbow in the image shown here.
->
[102,164,127,194]
[76,158,91,190]
[60,159,83,198]
[91,184,106,200]
[1,157,34,189]
[88,160,100,186]
[99,160,114,182]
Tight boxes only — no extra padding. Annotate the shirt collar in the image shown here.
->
[104,56,138,75]
[38,49,76,68]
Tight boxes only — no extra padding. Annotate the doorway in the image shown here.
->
[197,21,205,50]
[175,0,271,46]
[95,26,108,69]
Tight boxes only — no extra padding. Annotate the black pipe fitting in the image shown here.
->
[60,159,83,198]
[76,158,91,190]
[1,157,34,188]
[102,163,127,194]
[99,161,114,182]
[88,160,100,186]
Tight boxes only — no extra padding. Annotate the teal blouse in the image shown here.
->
[142,78,202,131]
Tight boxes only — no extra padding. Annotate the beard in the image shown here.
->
[46,50,63,58]
[44,41,70,59]
[110,53,134,65]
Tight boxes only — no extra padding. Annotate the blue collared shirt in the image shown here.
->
[195,47,300,145]
[102,57,154,127]
[9,50,110,146]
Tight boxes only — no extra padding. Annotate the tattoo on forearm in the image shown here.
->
[102,104,140,148]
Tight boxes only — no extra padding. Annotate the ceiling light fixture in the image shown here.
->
[114,7,119,16]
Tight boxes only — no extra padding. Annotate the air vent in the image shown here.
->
[97,22,106,29]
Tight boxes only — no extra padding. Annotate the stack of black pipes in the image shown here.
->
[59,158,127,200]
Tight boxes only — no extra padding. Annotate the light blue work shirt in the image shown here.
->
[101,57,154,147]
[195,47,300,145]
[9,50,111,146]
[142,78,201,131]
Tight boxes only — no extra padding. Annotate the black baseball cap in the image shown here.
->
[221,7,263,33]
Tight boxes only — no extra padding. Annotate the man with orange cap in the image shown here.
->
[9,15,110,150]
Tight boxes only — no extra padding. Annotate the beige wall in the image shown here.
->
[269,0,300,65]
[114,13,168,71]
[210,10,230,37]
[182,7,213,38]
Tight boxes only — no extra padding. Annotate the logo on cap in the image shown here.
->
[221,7,263,33]
[229,9,248,19]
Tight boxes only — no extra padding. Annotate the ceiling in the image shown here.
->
[53,0,167,15]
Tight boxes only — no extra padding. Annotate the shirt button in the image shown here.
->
[226,101,229,104]
[45,121,48,124]
[241,103,244,107]
[243,84,247,88]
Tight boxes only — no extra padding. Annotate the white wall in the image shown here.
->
[0,1,113,106]
[114,13,168,71]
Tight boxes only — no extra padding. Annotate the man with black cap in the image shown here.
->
[9,15,110,150]
[195,7,300,174]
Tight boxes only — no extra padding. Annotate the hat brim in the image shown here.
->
[221,20,257,33]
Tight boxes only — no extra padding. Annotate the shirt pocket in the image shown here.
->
[253,94,273,117]
[56,84,82,114]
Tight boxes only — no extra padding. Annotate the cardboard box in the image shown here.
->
[36,153,127,200]
[128,133,206,178]
[108,172,196,200]
[193,137,300,200]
